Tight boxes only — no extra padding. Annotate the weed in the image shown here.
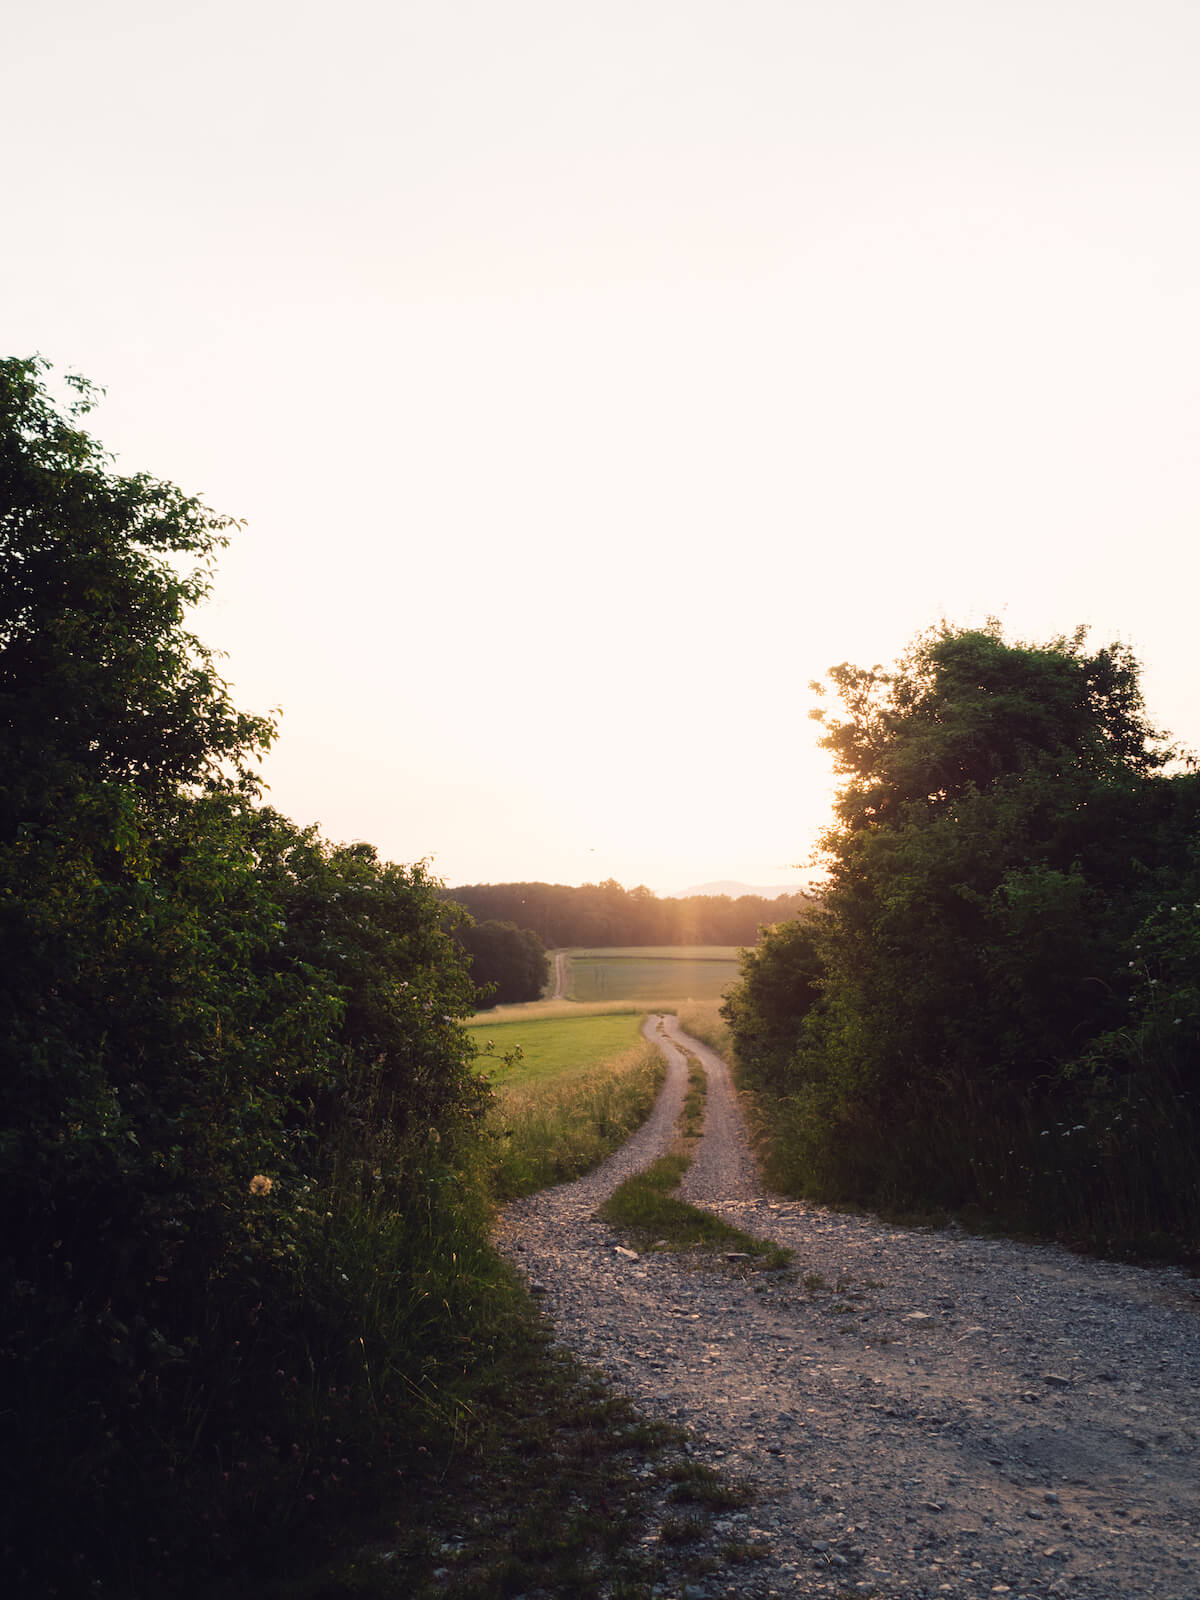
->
[675,1000,735,1058]
[803,1271,828,1292]
[658,1513,706,1545]
[662,1459,751,1509]
[721,1538,772,1563]
[485,1042,665,1199]
[681,1055,707,1139]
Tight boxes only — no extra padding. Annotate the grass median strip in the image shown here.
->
[596,1042,791,1271]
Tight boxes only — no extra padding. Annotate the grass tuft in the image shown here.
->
[597,1158,789,1268]
[662,1459,752,1508]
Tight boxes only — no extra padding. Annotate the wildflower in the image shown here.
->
[249,1174,273,1197]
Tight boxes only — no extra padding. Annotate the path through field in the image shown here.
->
[496,1017,1200,1599]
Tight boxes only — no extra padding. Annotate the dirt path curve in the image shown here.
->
[550,949,570,1000]
[495,1019,1200,1600]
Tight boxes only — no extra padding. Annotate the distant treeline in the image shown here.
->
[444,878,812,949]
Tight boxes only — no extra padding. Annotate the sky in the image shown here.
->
[5,1,1200,892]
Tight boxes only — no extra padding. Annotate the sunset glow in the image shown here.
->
[7,0,1199,890]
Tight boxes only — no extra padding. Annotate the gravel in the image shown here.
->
[495,1015,1200,1599]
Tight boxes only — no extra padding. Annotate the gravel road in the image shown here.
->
[495,1016,1200,1599]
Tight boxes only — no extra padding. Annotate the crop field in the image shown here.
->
[563,945,742,1003]
[466,1011,647,1090]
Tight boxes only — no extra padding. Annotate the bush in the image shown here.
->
[0,358,497,1592]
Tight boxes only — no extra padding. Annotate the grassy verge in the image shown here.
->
[467,1012,666,1199]
[598,1155,790,1269]
[237,1025,766,1600]
[231,1282,760,1600]
[471,998,670,1024]
[674,1000,734,1057]
[484,1040,665,1199]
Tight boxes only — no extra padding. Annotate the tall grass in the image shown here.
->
[674,1001,734,1057]
[484,1040,665,1198]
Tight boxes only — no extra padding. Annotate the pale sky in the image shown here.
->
[5,1,1199,891]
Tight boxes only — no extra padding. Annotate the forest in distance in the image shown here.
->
[444,878,811,950]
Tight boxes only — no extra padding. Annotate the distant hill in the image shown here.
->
[668,880,813,900]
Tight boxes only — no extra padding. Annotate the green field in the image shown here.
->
[467,1012,646,1089]
[564,945,742,1003]
[465,1011,664,1198]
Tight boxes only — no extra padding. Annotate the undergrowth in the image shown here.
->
[230,1260,756,1599]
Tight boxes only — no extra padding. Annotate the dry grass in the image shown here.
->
[470,997,659,1025]
[674,1000,735,1057]
[484,1040,665,1199]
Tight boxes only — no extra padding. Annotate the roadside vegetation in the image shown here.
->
[674,1000,734,1058]
[467,1013,665,1198]
[723,621,1200,1264]
[0,359,735,1599]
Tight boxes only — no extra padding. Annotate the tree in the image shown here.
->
[0,359,488,1589]
[0,357,272,819]
[456,918,550,1006]
[720,914,824,1096]
[726,620,1200,1217]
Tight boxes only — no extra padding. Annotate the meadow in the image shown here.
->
[466,1011,665,1198]
[563,945,742,1003]
[467,1012,647,1086]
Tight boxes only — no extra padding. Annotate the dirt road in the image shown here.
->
[496,1016,1200,1599]
[552,949,569,1000]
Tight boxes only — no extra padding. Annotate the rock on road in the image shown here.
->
[495,1015,1200,1599]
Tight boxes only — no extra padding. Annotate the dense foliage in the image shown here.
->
[0,358,502,1594]
[725,622,1200,1257]
[456,917,550,1006]
[444,878,808,948]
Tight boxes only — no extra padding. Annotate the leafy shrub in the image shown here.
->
[0,358,496,1592]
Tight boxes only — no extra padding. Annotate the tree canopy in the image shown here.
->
[444,877,809,948]
[0,358,490,1590]
[456,918,550,1006]
[725,621,1200,1252]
